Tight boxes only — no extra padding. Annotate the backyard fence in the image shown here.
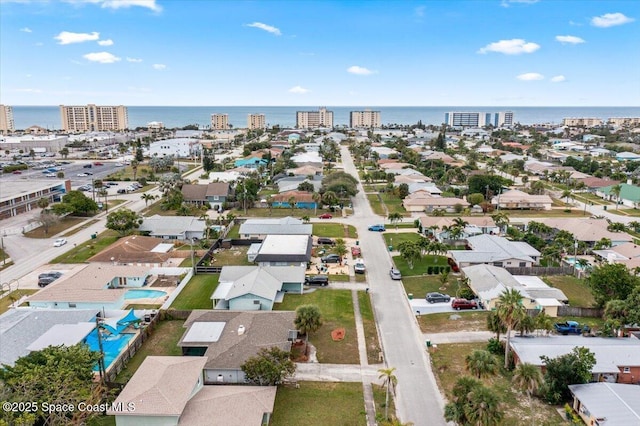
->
[160,269,194,310]
[161,309,193,320]
[557,306,604,318]
[505,266,574,276]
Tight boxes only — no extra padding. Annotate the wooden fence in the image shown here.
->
[557,306,604,318]
[505,266,574,276]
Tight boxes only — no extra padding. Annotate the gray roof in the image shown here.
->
[239,216,312,236]
[216,265,305,301]
[510,336,640,373]
[451,235,539,264]
[254,235,312,263]
[569,383,640,425]
[179,310,296,370]
[0,309,98,366]
[139,215,205,236]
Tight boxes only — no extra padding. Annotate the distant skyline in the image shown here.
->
[1,0,639,107]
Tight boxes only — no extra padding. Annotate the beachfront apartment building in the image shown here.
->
[445,111,514,128]
[296,107,333,129]
[211,113,229,130]
[247,113,266,130]
[350,110,381,128]
[60,104,128,132]
[562,117,604,127]
[0,105,15,134]
[608,117,640,126]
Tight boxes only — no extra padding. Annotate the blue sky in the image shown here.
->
[1,0,638,106]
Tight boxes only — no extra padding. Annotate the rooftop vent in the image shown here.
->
[238,325,245,335]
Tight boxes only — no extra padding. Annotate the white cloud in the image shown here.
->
[501,0,539,7]
[83,51,121,63]
[245,22,281,36]
[478,38,540,55]
[152,63,166,70]
[288,86,310,94]
[63,0,162,12]
[126,57,143,63]
[54,31,100,45]
[555,35,585,44]
[551,75,566,83]
[347,65,376,76]
[20,27,32,33]
[517,72,544,81]
[591,12,635,28]
[97,39,113,46]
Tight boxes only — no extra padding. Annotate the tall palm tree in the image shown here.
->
[388,212,403,229]
[141,193,157,207]
[465,350,498,379]
[496,288,525,369]
[512,362,543,402]
[491,211,510,234]
[378,367,397,421]
[534,311,554,336]
[466,385,503,426]
[611,184,622,210]
[294,304,322,344]
[561,189,573,205]
[312,192,321,216]
[288,196,296,213]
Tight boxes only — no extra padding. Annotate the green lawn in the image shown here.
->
[402,275,451,299]
[0,289,38,314]
[313,223,358,239]
[226,223,240,239]
[331,274,351,282]
[271,382,366,426]
[380,192,410,217]
[141,199,179,217]
[49,230,120,264]
[419,311,489,333]
[358,291,381,364]
[383,232,422,248]
[24,217,86,238]
[169,274,219,310]
[275,290,358,364]
[431,343,565,426]
[543,275,595,307]
[241,207,315,218]
[392,254,450,276]
[367,194,386,216]
[372,384,396,424]
[498,208,585,217]
[609,208,640,217]
[62,219,100,237]
[115,319,186,384]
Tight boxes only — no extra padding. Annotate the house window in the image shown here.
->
[213,196,219,201]
[623,367,630,373]
[69,303,77,308]
[519,262,526,267]
[493,262,503,267]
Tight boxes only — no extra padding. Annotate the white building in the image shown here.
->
[0,134,69,153]
[562,117,603,127]
[60,104,128,132]
[496,111,514,127]
[211,114,229,130]
[0,105,15,134]
[296,107,333,129]
[247,114,265,130]
[350,110,381,128]
[149,138,201,158]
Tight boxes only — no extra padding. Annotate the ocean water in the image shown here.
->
[11,105,640,130]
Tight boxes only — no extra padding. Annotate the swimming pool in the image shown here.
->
[85,330,134,370]
[124,289,167,300]
[564,258,590,271]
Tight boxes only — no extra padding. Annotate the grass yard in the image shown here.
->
[367,193,386,216]
[573,192,609,206]
[115,320,185,384]
[169,274,219,310]
[402,276,448,298]
[313,223,358,239]
[372,384,396,424]
[380,192,410,217]
[609,208,640,217]
[0,289,38,314]
[331,274,351,282]
[271,382,365,426]
[355,274,367,283]
[226,223,240,239]
[124,303,162,310]
[210,246,253,266]
[395,222,418,229]
[275,290,359,364]
[430,343,565,426]
[49,230,120,264]
[556,316,606,330]
[383,232,422,248]
[543,275,596,308]
[419,311,489,333]
[358,291,381,364]
[499,208,585,217]
[392,254,450,277]
[141,199,179,217]
[24,217,86,238]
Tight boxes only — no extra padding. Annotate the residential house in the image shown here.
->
[589,147,612,157]
[275,175,322,193]
[239,217,312,239]
[178,310,296,384]
[181,182,230,211]
[536,217,633,247]
[149,138,200,158]
[211,265,305,310]
[569,383,640,426]
[379,162,414,174]
[394,174,432,185]
[88,235,173,266]
[139,215,215,240]
[253,235,313,267]
[449,234,540,269]
[419,217,499,241]
[234,156,267,169]
[290,152,323,168]
[510,335,640,384]
[462,264,567,316]
[406,183,442,196]
[421,150,456,165]
[28,264,152,310]
[592,241,640,270]
[600,183,640,208]
[616,151,640,162]
[575,177,619,191]
[402,192,469,213]
[271,190,317,210]
[370,146,397,159]
[286,165,323,177]
[492,189,552,210]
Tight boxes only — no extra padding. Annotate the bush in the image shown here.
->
[124,177,131,181]
[137,177,147,186]
[2,164,28,172]
[459,287,475,300]
[486,338,503,355]
[427,266,433,275]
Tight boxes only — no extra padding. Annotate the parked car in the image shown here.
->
[318,213,333,219]
[426,292,451,303]
[76,173,89,177]
[554,321,590,335]
[83,164,92,168]
[351,246,361,257]
[117,188,128,194]
[93,162,103,166]
[317,237,335,245]
[12,170,22,174]
[53,238,67,247]
[368,224,386,232]
[304,275,329,286]
[38,277,56,287]
[451,298,478,310]
[39,271,63,280]
[389,268,402,280]
[321,254,341,263]
[354,261,366,274]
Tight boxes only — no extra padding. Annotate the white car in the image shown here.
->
[53,238,67,247]
[76,173,88,177]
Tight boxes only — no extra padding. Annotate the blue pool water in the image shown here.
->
[564,258,590,271]
[124,289,167,300]
[85,330,134,370]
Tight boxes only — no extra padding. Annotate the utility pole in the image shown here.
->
[95,316,106,383]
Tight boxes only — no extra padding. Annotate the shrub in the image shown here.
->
[459,287,475,300]
[124,177,131,181]
[486,338,503,355]
[427,266,433,275]
[137,177,147,186]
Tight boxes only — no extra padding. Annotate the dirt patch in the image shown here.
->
[331,328,346,341]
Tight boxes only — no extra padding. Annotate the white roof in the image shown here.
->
[569,383,640,425]
[534,298,563,307]
[151,243,174,253]
[258,235,310,255]
[181,322,225,344]
[26,322,95,351]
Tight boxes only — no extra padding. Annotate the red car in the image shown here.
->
[93,162,104,166]
[12,170,22,174]
[351,246,361,257]
[318,213,333,219]
[451,298,479,310]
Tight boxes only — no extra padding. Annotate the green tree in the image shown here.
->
[541,347,596,404]
[321,190,338,207]
[59,147,69,159]
[241,347,296,386]
[610,184,622,210]
[467,192,484,206]
[294,304,322,343]
[387,212,403,229]
[335,239,348,262]
[52,190,98,216]
[491,211,510,233]
[397,183,409,199]
[513,362,544,402]
[465,350,498,379]
[141,193,157,206]
[496,288,526,369]
[297,181,314,192]
[130,159,139,181]
[106,208,142,236]
[487,311,507,340]
[39,210,60,236]
[0,344,103,426]
[445,377,502,426]
[586,263,639,307]
[37,197,50,210]
[398,241,421,269]
[378,367,397,421]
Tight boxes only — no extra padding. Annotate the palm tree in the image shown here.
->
[466,385,503,426]
[491,211,510,234]
[131,159,139,181]
[465,350,498,379]
[452,217,468,228]
[512,362,543,402]
[37,197,50,210]
[266,195,274,216]
[398,242,421,269]
[141,193,157,207]
[288,196,296,213]
[561,189,573,205]
[294,304,322,345]
[534,311,554,336]
[378,367,397,421]
[496,288,525,369]
[335,240,348,263]
[610,184,622,210]
[312,192,321,216]
[629,221,640,233]
[388,212,403,229]
[487,311,506,340]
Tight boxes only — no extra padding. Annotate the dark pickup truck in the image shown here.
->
[554,321,590,335]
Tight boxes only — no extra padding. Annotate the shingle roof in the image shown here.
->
[88,235,171,264]
[536,218,633,243]
[239,217,312,236]
[217,266,305,302]
[139,215,205,236]
[450,235,538,264]
[109,356,207,416]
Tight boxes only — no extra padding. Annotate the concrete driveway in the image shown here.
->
[410,299,455,315]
